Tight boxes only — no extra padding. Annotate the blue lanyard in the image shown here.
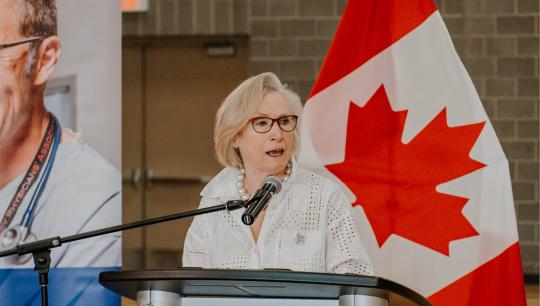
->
[19,115,61,228]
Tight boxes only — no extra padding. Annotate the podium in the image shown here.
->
[99,268,432,306]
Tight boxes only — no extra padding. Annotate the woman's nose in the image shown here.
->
[268,121,283,140]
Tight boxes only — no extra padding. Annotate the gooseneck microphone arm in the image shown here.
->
[0,199,248,306]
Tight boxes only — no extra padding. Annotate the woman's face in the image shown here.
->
[234,91,295,177]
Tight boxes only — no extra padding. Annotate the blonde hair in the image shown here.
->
[214,72,303,168]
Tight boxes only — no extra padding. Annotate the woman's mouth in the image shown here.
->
[266,149,284,157]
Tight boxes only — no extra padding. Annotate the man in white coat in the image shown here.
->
[0,1,121,304]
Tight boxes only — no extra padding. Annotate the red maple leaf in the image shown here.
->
[326,85,486,256]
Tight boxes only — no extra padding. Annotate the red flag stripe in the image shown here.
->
[428,242,527,306]
[309,0,437,98]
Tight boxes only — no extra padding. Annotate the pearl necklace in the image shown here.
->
[236,161,292,200]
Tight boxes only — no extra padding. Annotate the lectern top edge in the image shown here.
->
[99,268,433,306]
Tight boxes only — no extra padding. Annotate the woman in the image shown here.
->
[183,72,373,275]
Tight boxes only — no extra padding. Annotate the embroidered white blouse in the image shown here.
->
[182,161,374,275]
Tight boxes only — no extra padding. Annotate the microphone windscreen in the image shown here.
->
[264,176,282,194]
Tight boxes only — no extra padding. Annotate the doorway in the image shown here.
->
[122,36,248,268]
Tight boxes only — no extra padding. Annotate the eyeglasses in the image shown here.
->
[0,37,43,50]
[250,115,298,133]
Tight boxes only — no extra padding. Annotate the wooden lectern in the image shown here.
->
[99,268,432,306]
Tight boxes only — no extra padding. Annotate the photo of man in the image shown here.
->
[0,0,121,305]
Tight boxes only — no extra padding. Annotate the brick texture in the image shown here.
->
[123,0,539,275]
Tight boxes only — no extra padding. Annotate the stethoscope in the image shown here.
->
[0,115,61,264]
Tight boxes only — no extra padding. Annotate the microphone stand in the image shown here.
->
[0,199,249,306]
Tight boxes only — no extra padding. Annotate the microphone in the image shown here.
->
[241,176,282,225]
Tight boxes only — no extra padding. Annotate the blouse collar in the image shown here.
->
[201,156,299,202]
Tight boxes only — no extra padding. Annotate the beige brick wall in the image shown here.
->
[123,0,539,275]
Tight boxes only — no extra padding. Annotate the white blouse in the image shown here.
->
[182,161,374,275]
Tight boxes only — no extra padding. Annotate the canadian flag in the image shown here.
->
[298,0,527,305]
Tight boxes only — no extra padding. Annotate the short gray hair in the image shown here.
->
[214,72,303,169]
[15,0,58,77]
